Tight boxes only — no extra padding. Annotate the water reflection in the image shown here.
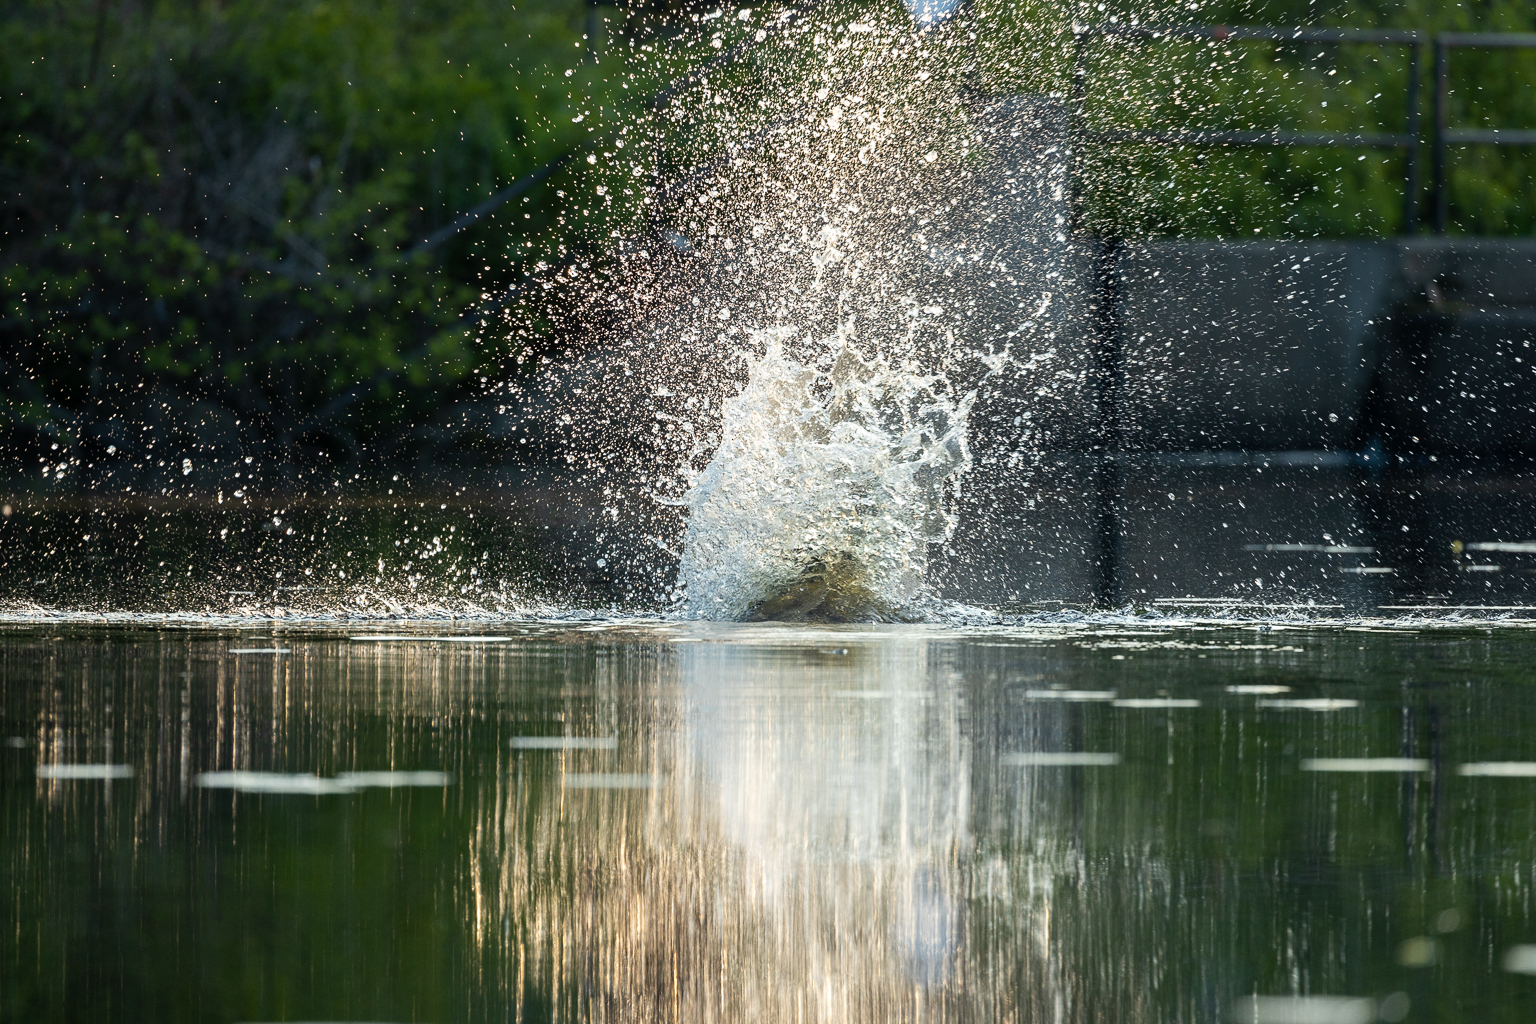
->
[5,623,1536,1021]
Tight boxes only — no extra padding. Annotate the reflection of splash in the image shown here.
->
[677,329,972,621]
[480,632,978,1022]
[680,639,969,998]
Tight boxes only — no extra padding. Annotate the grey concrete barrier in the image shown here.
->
[1115,241,1398,451]
[1377,240,1536,455]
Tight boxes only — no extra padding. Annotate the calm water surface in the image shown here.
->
[6,620,1536,1023]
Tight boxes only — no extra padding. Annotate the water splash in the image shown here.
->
[677,324,971,621]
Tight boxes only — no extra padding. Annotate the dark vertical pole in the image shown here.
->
[1402,39,1421,234]
[1400,702,1420,864]
[1433,38,1449,235]
[1429,703,1446,876]
[1069,29,1122,608]
[1069,702,1086,850]
[1093,238,1124,609]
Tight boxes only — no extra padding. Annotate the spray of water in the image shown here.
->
[529,10,1077,620]
[21,2,1344,621]
[676,323,972,621]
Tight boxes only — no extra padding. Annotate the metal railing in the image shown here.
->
[625,19,1536,242]
[437,22,1536,255]
[1071,24,1426,233]
[1434,32,1536,233]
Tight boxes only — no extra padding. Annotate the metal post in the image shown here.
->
[1402,40,1421,234]
[1433,38,1449,234]
[1399,703,1419,863]
[1068,29,1122,607]
[1092,238,1124,609]
[1429,702,1446,876]
[1066,29,1125,607]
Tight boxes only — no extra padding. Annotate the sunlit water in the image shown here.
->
[7,621,1536,1023]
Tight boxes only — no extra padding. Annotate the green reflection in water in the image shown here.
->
[5,623,1536,1022]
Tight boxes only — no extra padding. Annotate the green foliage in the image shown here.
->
[972,0,1536,239]
[3,0,1535,473]
[0,0,643,463]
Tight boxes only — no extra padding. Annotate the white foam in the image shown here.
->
[1001,752,1121,767]
[335,771,452,787]
[1112,698,1201,708]
[36,764,133,780]
[350,635,512,642]
[1227,684,1293,694]
[563,773,655,789]
[1024,689,1116,701]
[1231,996,1377,1024]
[1256,698,1360,711]
[229,648,289,654]
[1459,761,1536,777]
[676,330,971,621]
[511,736,618,750]
[1504,945,1536,974]
[1302,758,1429,773]
[194,771,355,794]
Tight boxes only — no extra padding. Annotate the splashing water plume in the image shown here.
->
[13,0,1440,622]
[534,10,1075,620]
[3,0,1112,620]
[678,324,971,621]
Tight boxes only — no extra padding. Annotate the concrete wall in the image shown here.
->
[938,227,1536,606]
[1115,241,1397,451]
[928,101,1536,606]
[1109,238,1536,457]
[1376,239,1536,456]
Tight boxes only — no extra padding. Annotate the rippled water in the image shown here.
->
[7,621,1536,1023]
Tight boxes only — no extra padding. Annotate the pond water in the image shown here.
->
[6,619,1536,1023]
